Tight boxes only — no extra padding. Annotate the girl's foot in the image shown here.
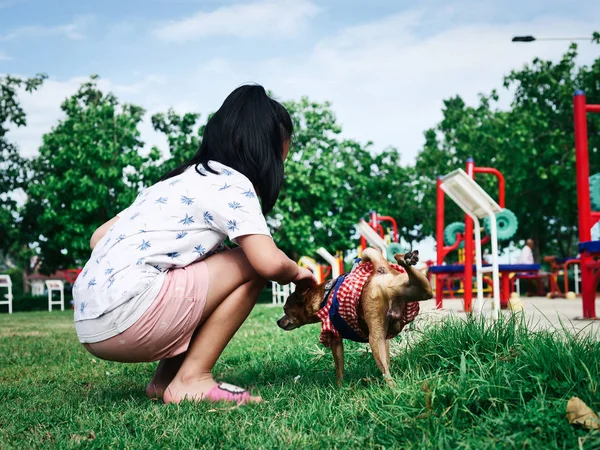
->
[163,375,261,405]
[146,355,186,399]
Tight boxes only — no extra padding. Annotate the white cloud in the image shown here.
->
[154,0,320,42]
[8,3,600,168]
[0,16,90,41]
[8,75,169,158]
[253,10,599,162]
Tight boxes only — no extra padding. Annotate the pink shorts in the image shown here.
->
[84,261,209,362]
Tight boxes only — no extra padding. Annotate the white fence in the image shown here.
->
[0,274,13,314]
[271,281,295,306]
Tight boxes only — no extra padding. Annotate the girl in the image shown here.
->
[73,85,317,405]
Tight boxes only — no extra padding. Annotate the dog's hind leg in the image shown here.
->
[363,301,394,385]
[385,339,391,369]
[331,337,345,387]
[393,251,433,301]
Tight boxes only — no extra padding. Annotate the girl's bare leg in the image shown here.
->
[158,248,265,404]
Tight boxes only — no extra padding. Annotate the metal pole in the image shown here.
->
[463,159,475,313]
[574,91,592,243]
[574,90,596,318]
[436,177,445,309]
[473,217,484,316]
[488,213,501,320]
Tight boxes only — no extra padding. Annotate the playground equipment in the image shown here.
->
[358,211,409,262]
[298,256,326,284]
[0,274,13,314]
[572,90,600,319]
[45,280,65,311]
[436,169,502,318]
[543,256,581,298]
[357,220,387,255]
[316,248,344,279]
[272,248,343,306]
[430,159,541,312]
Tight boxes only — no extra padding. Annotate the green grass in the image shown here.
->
[1,307,599,449]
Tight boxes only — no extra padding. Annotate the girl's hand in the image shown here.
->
[292,267,318,293]
[236,235,316,287]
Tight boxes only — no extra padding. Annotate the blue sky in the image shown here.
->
[1,0,599,165]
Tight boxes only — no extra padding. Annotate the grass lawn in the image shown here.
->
[1,305,599,449]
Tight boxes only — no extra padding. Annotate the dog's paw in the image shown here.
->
[384,375,396,388]
[404,250,419,266]
[394,250,419,267]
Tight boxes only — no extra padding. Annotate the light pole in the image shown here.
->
[512,35,594,42]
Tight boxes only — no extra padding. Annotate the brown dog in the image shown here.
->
[277,247,433,385]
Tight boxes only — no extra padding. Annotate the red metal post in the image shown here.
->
[463,159,475,312]
[473,167,506,208]
[500,273,511,308]
[587,105,600,113]
[574,90,597,319]
[436,177,445,309]
[377,215,399,242]
[575,91,592,243]
[574,91,596,318]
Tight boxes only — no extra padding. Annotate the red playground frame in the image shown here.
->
[435,159,505,312]
[360,211,399,251]
[573,90,600,319]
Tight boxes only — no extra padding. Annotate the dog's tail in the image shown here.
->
[361,247,390,275]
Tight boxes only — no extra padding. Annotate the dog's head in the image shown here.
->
[277,290,319,331]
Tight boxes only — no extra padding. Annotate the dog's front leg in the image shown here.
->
[330,337,345,387]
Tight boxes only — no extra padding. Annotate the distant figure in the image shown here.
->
[519,239,535,265]
[483,248,492,264]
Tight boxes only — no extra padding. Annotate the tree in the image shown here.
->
[415,42,600,258]
[24,76,146,272]
[0,74,46,271]
[140,98,419,262]
[141,109,203,186]
[272,98,417,261]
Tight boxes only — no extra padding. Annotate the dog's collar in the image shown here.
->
[319,274,345,310]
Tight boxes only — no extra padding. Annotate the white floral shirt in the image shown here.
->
[73,161,271,342]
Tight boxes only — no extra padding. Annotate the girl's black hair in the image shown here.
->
[159,84,293,214]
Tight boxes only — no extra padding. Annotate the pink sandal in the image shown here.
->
[204,383,253,405]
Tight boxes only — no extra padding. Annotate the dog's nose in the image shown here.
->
[276,316,287,329]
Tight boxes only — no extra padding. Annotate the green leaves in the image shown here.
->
[5,35,600,272]
[271,98,415,261]
[0,74,46,269]
[23,77,146,272]
[141,109,202,185]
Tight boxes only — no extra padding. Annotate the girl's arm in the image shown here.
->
[90,216,120,250]
[236,235,317,290]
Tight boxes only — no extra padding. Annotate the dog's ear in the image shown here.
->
[296,287,310,296]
